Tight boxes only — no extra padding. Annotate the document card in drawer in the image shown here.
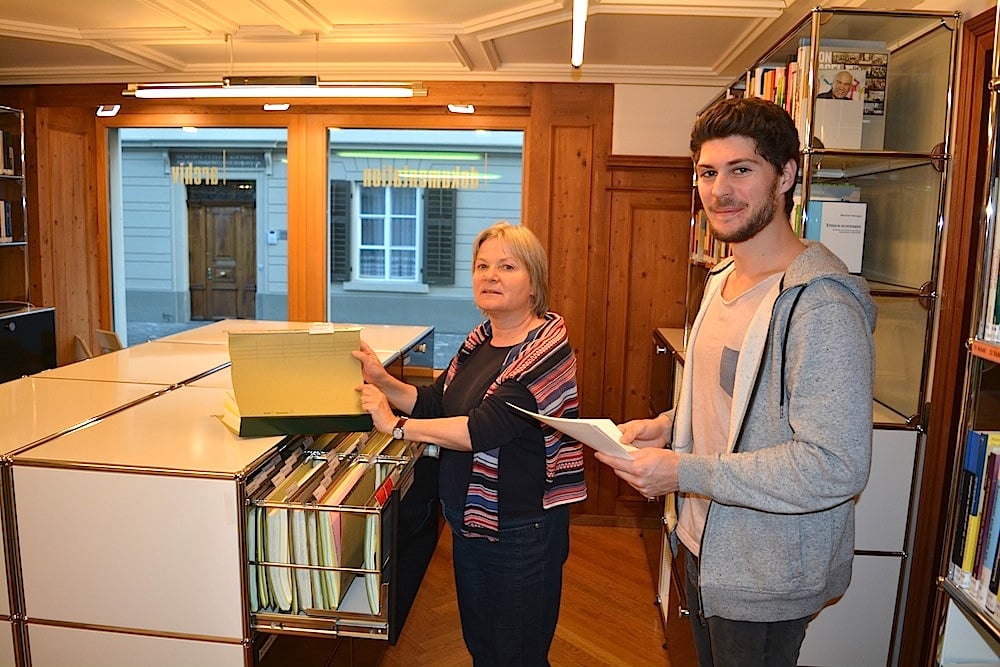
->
[222,325,374,437]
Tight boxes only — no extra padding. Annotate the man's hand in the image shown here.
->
[595,447,680,498]
[618,416,672,449]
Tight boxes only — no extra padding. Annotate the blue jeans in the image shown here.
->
[442,503,570,667]
[683,544,811,667]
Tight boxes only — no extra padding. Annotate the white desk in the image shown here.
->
[155,320,432,370]
[34,340,229,385]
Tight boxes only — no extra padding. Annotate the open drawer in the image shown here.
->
[245,430,421,640]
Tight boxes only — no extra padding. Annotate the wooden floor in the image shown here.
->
[258,523,697,666]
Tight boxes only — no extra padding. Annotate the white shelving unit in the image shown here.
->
[685,9,960,665]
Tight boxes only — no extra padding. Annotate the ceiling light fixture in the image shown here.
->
[447,104,476,114]
[571,0,588,68]
[123,77,427,100]
[263,103,291,111]
[96,104,121,117]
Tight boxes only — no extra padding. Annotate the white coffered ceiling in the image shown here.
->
[0,0,924,88]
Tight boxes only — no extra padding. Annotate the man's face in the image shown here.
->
[832,72,853,99]
[695,135,786,244]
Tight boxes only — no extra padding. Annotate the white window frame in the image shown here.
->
[344,184,429,293]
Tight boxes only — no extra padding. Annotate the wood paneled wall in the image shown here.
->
[0,81,694,526]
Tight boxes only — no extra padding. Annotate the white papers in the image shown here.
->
[508,404,636,459]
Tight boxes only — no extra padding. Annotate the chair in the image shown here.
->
[95,329,124,354]
[72,334,93,361]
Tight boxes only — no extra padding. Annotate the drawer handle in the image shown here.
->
[655,345,668,355]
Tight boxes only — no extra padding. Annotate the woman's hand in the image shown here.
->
[357,383,397,434]
[352,341,393,388]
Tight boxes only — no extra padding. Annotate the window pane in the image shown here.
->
[360,187,385,214]
[391,218,416,246]
[390,250,416,279]
[393,189,416,214]
[360,218,384,245]
[359,249,384,278]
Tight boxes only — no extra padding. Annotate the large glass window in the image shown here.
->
[110,128,289,344]
[328,129,525,367]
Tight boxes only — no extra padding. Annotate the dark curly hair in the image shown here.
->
[690,97,800,215]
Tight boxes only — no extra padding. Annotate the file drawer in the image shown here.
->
[245,430,421,641]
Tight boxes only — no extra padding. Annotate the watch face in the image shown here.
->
[393,427,403,439]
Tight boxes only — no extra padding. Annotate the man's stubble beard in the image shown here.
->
[708,177,781,244]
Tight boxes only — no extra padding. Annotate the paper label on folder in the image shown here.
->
[228,326,364,417]
[507,403,636,459]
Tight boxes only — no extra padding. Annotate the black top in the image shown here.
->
[412,342,546,522]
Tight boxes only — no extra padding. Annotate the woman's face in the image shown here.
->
[473,237,534,319]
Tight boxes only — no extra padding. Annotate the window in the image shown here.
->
[358,186,418,281]
[330,181,456,286]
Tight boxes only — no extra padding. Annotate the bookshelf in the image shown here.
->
[0,106,26,304]
[934,7,1000,661]
[686,8,959,665]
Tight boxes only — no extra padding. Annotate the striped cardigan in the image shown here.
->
[443,312,586,541]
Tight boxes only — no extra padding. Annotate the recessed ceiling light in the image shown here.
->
[96,104,120,117]
[263,103,290,111]
[447,104,475,114]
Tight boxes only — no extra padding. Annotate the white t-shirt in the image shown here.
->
[677,271,782,557]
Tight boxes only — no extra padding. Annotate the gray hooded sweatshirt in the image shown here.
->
[669,241,877,623]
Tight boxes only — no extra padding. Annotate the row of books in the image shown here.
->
[0,199,15,243]
[949,429,1000,615]
[247,430,406,617]
[689,209,729,266]
[983,226,1000,344]
[0,129,16,176]
[745,38,889,151]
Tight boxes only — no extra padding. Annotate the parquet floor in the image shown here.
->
[257,523,697,666]
[378,523,695,667]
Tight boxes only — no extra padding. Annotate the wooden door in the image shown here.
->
[187,182,256,320]
[598,156,693,523]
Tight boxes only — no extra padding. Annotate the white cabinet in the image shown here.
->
[5,320,435,666]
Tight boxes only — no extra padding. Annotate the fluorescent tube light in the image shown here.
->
[571,0,588,68]
[336,150,481,161]
[124,79,426,99]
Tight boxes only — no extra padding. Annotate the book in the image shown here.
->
[804,200,867,273]
[956,430,990,588]
[973,449,999,597]
[508,403,636,459]
[984,225,1000,343]
[219,325,373,437]
[796,39,889,150]
[952,430,987,583]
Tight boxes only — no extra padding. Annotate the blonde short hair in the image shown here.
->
[472,221,549,318]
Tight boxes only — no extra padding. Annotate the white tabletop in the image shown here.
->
[14,385,281,475]
[155,319,432,368]
[34,340,230,385]
[0,377,166,455]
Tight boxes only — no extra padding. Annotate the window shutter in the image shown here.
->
[330,180,351,281]
[423,188,456,285]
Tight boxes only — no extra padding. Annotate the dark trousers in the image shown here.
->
[683,544,811,667]
[442,503,570,667]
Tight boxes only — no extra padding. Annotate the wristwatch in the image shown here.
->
[392,416,408,440]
